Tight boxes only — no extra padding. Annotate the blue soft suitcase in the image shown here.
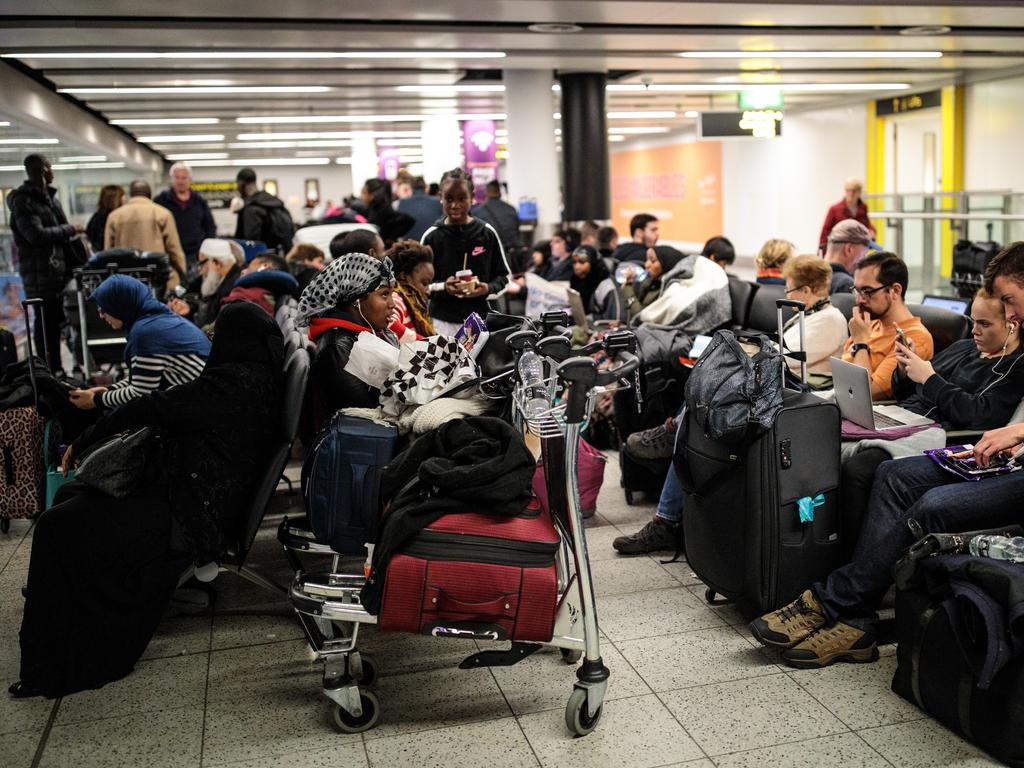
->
[302,415,397,555]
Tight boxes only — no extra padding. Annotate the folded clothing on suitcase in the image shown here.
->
[378,499,560,642]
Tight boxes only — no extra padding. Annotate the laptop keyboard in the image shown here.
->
[873,411,904,429]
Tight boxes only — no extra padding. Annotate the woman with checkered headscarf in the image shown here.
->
[298,252,398,424]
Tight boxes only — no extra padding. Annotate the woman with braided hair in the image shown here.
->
[387,239,436,339]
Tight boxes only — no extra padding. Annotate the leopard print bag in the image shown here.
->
[0,406,45,520]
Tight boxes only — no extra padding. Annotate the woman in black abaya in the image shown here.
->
[11,302,284,698]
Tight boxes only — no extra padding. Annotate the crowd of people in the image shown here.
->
[5,153,1024,716]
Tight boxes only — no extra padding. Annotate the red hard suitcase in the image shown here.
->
[378,499,560,642]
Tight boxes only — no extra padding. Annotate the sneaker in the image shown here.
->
[625,419,675,461]
[748,590,827,649]
[612,517,678,555]
[781,622,879,669]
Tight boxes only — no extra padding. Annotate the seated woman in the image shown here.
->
[69,274,210,412]
[842,287,1024,538]
[620,245,685,321]
[780,255,848,374]
[297,252,398,423]
[570,245,611,316]
[388,239,435,340]
[756,238,795,285]
[285,242,325,292]
[12,302,283,698]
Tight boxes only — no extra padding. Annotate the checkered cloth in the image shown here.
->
[380,336,478,418]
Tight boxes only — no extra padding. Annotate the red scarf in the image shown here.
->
[308,316,370,341]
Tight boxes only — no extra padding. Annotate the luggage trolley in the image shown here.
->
[285,313,639,737]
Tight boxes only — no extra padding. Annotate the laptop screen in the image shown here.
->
[921,295,969,315]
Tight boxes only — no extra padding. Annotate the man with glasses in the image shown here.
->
[842,251,933,399]
[824,219,880,294]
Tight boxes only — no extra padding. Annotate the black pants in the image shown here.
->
[840,447,891,557]
[30,293,65,373]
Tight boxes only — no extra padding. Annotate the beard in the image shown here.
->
[200,269,225,298]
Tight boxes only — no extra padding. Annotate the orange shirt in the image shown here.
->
[842,316,933,399]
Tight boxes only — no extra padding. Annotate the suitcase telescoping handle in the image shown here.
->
[776,298,807,388]
[21,298,46,409]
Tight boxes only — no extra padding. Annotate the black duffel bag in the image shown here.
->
[893,545,1024,767]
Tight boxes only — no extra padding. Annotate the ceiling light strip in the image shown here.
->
[5,50,505,60]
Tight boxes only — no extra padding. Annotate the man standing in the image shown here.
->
[611,213,659,263]
[470,180,522,256]
[7,154,84,370]
[819,177,875,252]
[154,162,217,270]
[824,219,879,294]
[397,176,443,241]
[234,168,294,253]
[105,179,186,290]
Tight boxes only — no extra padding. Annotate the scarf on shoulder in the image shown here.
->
[396,279,435,337]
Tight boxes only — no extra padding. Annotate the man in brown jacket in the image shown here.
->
[105,179,186,289]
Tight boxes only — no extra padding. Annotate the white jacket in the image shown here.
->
[783,303,848,375]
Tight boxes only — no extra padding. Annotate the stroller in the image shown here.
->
[283,311,639,737]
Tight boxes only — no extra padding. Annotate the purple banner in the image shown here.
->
[378,148,400,181]
[461,119,499,204]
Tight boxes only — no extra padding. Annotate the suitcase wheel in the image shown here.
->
[331,689,380,734]
[624,489,635,505]
[560,648,582,665]
[565,687,603,736]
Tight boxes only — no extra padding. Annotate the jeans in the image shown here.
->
[655,410,687,523]
[813,455,1024,628]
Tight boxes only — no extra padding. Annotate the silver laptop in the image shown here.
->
[830,357,933,430]
[566,288,588,329]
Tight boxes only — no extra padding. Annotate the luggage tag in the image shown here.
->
[797,493,824,523]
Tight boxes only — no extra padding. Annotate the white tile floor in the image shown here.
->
[0,454,1007,767]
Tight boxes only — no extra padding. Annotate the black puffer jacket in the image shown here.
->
[7,182,77,298]
[422,217,509,324]
[70,303,283,564]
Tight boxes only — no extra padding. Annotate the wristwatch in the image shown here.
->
[850,342,870,356]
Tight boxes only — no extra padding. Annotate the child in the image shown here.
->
[421,168,510,336]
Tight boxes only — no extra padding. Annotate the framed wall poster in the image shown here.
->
[263,179,278,197]
[305,178,320,206]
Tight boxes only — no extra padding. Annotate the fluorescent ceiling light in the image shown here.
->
[334,158,354,164]
[607,127,670,134]
[51,162,126,170]
[58,155,107,162]
[165,152,229,160]
[607,111,677,119]
[684,110,700,118]
[376,139,423,147]
[607,82,910,93]
[0,122,9,127]
[186,157,332,167]
[0,137,58,144]
[395,84,506,94]
[608,135,626,142]
[236,113,506,124]
[111,117,220,126]
[60,86,331,95]
[137,134,225,143]
[236,130,422,140]
[4,50,505,60]
[677,50,942,59]
[227,139,353,149]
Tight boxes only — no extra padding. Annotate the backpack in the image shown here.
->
[683,329,784,444]
[262,204,295,252]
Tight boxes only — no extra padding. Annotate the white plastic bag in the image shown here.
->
[525,273,570,318]
[343,331,401,389]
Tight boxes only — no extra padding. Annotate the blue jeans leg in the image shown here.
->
[813,455,1024,626]
[655,413,686,524]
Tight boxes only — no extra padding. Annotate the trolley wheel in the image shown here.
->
[624,489,635,506]
[565,687,602,736]
[356,654,379,689]
[560,648,582,665]
[0,518,9,534]
[704,588,716,604]
[331,689,380,734]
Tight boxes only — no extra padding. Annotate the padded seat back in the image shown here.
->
[907,303,973,356]
[830,292,856,321]
[728,278,758,329]
[745,282,787,333]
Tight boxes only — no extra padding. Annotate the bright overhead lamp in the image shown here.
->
[395,84,506,94]
[185,157,332,167]
[4,50,505,60]
[376,138,423,147]
[607,82,911,93]
[0,122,9,127]
[51,162,126,170]
[334,158,354,164]
[608,135,626,142]
[235,130,422,140]
[165,152,229,160]
[111,117,220,126]
[235,113,507,124]
[610,127,671,134]
[0,137,58,144]
[58,155,107,162]
[228,140,354,149]
[607,111,677,119]
[60,86,331,95]
[677,50,942,59]
[684,110,700,119]
[138,134,225,143]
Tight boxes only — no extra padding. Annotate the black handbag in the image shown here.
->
[893,523,1024,590]
[74,426,165,498]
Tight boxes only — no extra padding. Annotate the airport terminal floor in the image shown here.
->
[3,456,1002,768]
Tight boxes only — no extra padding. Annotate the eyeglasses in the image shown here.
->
[851,283,892,298]
[784,285,806,295]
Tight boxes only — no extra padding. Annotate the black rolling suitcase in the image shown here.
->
[677,300,843,616]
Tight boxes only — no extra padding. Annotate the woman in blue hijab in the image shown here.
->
[69,274,210,410]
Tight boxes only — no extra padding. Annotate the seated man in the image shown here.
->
[168,238,241,330]
[748,242,1024,668]
[843,251,933,399]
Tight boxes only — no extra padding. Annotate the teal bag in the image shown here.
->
[44,422,73,509]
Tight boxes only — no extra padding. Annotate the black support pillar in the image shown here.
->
[558,72,609,221]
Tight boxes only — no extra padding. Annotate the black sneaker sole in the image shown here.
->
[782,645,880,670]
[748,619,804,649]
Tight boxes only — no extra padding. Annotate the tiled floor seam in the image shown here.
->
[487,667,543,767]
[849,729,899,768]
[783,668,933,732]
[698,725,857,762]
[359,711,514,743]
[650,691,712,764]
[28,695,61,768]
[198,615,214,768]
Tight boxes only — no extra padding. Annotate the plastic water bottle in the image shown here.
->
[518,349,548,419]
[969,535,1024,563]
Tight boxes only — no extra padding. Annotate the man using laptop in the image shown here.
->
[842,251,933,399]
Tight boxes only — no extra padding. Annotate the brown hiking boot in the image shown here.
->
[782,622,879,669]
[748,590,827,649]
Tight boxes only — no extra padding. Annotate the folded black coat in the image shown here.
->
[360,416,535,614]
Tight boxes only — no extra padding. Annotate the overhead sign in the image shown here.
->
[700,110,783,139]
[462,118,499,204]
[875,89,942,116]
[738,90,784,110]
[191,181,237,209]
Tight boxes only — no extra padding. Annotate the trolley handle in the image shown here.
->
[557,350,640,424]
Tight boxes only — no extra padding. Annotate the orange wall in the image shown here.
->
[610,141,723,242]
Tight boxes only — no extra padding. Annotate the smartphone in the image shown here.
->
[895,327,909,347]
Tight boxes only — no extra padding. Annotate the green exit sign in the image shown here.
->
[738,90,784,110]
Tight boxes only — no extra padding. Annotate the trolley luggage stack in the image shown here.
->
[284,313,639,736]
